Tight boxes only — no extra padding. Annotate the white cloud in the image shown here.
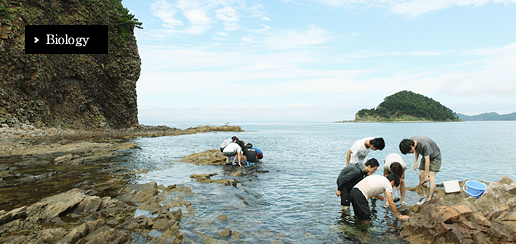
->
[313,0,515,17]
[263,25,333,49]
[261,17,271,20]
[183,9,211,34]
[216,6,240,31]
[151,0,183,29]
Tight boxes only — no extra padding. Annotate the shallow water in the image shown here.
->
[126,121,516,243]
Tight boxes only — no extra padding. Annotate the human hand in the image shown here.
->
[413,163,418,171]
[377,195,384,201]
[397,215,410,220]
[336,190,341,197]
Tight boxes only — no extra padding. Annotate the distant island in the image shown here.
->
[456,112,516,121]
[337,90,461,122]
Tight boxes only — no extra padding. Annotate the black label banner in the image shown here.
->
[25,25,108,54]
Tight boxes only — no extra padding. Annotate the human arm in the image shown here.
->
[336,190,341,197]
[346,150,352,166]
[413,151,419,171]
[385,192,409,220]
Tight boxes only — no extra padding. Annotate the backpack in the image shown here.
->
[245,148,258,163]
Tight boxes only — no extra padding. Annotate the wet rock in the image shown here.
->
[217,214,228,221]
[26,188,86,224]
[181,149,226,165]
[152,209,181,231]
[401,176,516,243]
[79,225,132,244]
[190,172,237,186]
[219,227,232,237]
[119,215,151,231]
[75,195,103,213]
[117,181,159,203]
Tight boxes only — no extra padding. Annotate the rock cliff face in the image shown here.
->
[0,0,141,129]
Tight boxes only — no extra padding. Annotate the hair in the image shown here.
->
[231,136,238,141]
[399,139,415,155]
[246,143,253,148]
[390,162,403,178]
[365,158,379,168]
[387,173,401,187]
[237,140,245,149]
[371,138,385,150]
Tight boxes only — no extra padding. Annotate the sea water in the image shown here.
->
[126,121,516,243]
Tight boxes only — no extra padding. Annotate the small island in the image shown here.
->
[338,90,461,122]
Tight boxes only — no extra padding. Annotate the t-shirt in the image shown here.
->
[411,136,441,160]
[383,153,407,171]
[354,175,393,200]
[349,137,374,164]
[223,143,242,153]
[220,138,233,149]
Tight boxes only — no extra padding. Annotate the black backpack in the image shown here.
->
[245,148,258,163]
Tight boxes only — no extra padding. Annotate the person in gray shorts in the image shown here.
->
[399,136,442,205]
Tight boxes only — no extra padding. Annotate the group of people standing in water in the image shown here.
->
[337,136,442,221]
[220,136,263,167]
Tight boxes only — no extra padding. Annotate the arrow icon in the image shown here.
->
[34,37,39,43]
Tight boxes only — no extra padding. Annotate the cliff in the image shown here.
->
[343,90,461,122]
[0,0,141,129]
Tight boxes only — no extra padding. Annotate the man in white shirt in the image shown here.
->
[222,142,243,167]
[350,174,410,221]
[220,136,237,164]
[346,137,385,166]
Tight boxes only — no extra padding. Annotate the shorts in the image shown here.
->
[340,186,352,207]
[419,157,441,172]
[350,188,371,220]
[223,150,237,157]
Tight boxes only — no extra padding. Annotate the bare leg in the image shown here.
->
[400,171,406,205]
[428,171,436,200]
[343,206,350,210]
[419,170,429,198]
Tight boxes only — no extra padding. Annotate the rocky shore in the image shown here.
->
[1,123,515,243]
[0,123,242,243]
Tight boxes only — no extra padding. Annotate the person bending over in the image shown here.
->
[399,136,442,205]
[336,158,379,211]
[346,137,385,166]
[383,153,407,206]
[350,174,410,221]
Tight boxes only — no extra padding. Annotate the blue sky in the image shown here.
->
[123,0,516,123]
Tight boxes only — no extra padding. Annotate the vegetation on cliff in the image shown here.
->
[353,90,460,122]
[0,0,142,129]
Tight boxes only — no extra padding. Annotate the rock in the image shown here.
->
[401,176,516,243]
[120,215,151,231]
[219,227,232,237]
[117,181,159,203]
[26,188,86,223]
[190,172,237,186]
[217,214,228,221]
[181,149,226,165]
[152,210,179,231]
[79,226,132,244]
[75,196,103,213]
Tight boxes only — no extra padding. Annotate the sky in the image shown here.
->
[123,0,516,123]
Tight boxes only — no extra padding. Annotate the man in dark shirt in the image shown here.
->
[336,158,379,210]
[399,136,442,204]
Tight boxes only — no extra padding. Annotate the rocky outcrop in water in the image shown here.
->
[0,0,141,129]
[401,176,516,243]
[0,182,193,243]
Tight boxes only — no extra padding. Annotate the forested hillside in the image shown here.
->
[354,90,460,122]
